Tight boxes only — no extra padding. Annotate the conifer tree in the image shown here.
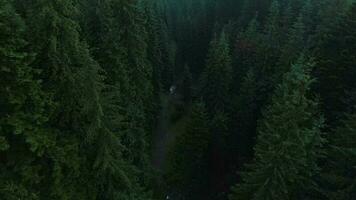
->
[230,58,325,200]
[239,0,258,26]
[0,1,49,198]
[322,112,356,200]
[257,0,283,105]
[167,102,210,200]
[278,14,306,76]
[313,0,349,49]
[264,0,282,49]
[181,64,193,104]
[112,1,155,177]
[21,0,109,198]
[233,69,258,163]
[300,0,315,37]
[316,3,356,125]
[200,31,232,115]
[234,14,261,85]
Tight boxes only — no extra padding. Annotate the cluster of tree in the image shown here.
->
[164,0,356,200]
[0,0,175,199]
[1,0,356,199]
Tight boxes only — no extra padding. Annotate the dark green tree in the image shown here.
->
[233,13,262,87]
[233,69,258,164]
[278,14,306,76]
[322,112,356,200]
[166,102,210,200]
[21,0,110,198]
[181,64,193,104]
[200,31,232,115]
[263,0,282,49]
[230,58,325,200]
[316,3,356,126]
[0,1,50,199]
[257,0,283,106]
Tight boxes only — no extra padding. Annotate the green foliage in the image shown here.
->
[322,112,356,199]
[264,0,282,49]
[0,1,50,198]
[1,0,356,199]
[316,2,356,125]
[233,69,258,163]
[166,101,210,199]
[278,14,306,76]
[230,58,325,200]
[181,64,193,104]
[200,31,232,115]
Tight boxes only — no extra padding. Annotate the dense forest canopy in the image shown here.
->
[1,0,356,199]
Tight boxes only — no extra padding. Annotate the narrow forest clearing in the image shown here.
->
[152,93,190,172]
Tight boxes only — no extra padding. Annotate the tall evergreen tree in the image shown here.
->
[233,69,258,164]
[200,31,232,115]
[316,3,356,126]
[278,14,306,76]
[0,1,50,199]
[263,0,282,49]
[230,58,325,200]
[166,102,210,200]
[322,112,356,200]
[181,64,193,104]
[257,0,283,106]
[300,0,316,38]
[21,0,110,198]
[233,13,262,88]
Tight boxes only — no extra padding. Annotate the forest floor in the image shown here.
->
[152,92,190,171]
[151,92,190,199]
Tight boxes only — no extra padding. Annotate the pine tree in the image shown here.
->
[198,30,234,200]
[112,1,156,179]
[84,0,159,198]
[316,3,356,126]
[234,13,262,85]
[264,0,282,49]
[278,14,306,76]
[322,112,356,200]
[0,1,49,199]
[209,110,230,198]
[239,0,258,26]
[230,58,325,200]
[300,0,315,37]
[20,0,110,198]
[313,0,349,49]
[144,0,164,94]
[181,64,193,104]
[233,69,258,164]
[200,31,232,115]
[166,101,210,200]
[257,0,283,106]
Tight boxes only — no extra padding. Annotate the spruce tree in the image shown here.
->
[322,112,356,199]
[111,3,156,185]
[0,1,49,199]
[234,13,262,86]
[181,64,193,104]
[230,58,325,200]
[200,30,232,115]
[233,69,258,164]
[278,14,306,76]
[264,0,282,49]
[316,3,356,126]
[257,0,283,106]
[300,0,315,38]
[166,102,210,200]
[21,0,108,198]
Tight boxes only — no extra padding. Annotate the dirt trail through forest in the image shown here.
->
[152,94,176,171]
